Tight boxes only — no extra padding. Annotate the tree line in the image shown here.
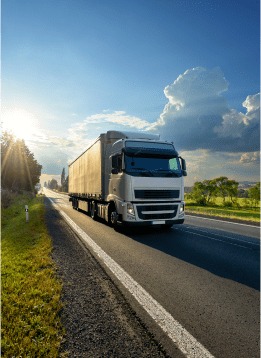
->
[1,131,42,192]
[45,168,68,192]
[186,176,260,207]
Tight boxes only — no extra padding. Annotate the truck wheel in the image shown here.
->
[107,203,115,226]
[91,203,97,220]
[110,211,118,226]
[73,199,78,210]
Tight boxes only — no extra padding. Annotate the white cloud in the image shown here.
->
[213,93,260,138]
[85,111,150,129]
[238,151,260,165]
[147,67,260,153]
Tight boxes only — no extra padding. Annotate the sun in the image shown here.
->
[2,108,39,141]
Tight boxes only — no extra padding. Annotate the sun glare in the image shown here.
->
[2,108,40,141]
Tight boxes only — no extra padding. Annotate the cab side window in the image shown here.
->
[111,154,122,173]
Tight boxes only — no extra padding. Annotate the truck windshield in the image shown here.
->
[124,156,182,177]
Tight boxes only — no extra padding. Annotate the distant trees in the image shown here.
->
[61,168,65,186]
[48,179,58,189]
[1,131,42,191]
[248,182,260,207]
[187,176,259,207]
[62,175,69,192]
[60,167,68,192]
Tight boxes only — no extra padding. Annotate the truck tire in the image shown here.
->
[73,198,78,210]
[107,203,116,226]
[91,203,97,220]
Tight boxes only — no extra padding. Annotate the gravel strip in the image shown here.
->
[44,197,172,358]
[186,211,260,226]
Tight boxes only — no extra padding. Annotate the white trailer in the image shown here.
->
[69,130,187,228]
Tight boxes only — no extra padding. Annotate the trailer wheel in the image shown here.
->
[73,198,78,210]
[91,203,97,220]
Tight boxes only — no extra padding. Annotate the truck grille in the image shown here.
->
[136,205,178,220]
[135,189,179,199]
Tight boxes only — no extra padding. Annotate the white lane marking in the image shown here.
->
[185,214,260,228]
[181,226,260,246]
[176,228,259,250]
[46,195,215,358]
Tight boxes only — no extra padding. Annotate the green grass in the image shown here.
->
[185,196,260,222]
[1,193,66,357]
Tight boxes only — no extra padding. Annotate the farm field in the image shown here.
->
[185,196,260,222]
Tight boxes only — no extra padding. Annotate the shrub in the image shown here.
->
[1,189,12,209]
[223,201,233,207]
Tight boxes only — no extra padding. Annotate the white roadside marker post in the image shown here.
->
[25,205,29,223]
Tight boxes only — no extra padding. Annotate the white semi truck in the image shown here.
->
[68,130,187,228]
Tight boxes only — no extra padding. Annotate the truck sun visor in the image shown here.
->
[122,147,178,158]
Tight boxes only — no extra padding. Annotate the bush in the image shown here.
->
[1,189,12,209]
[223,201,233,207]
[241,198,251,208]
[195,198,207,206]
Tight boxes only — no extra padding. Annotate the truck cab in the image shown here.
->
[106,132,186,227]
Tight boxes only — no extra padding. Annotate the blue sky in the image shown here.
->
[2,0,260,186]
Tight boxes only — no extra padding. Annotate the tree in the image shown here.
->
[49,179,58,189]
[248,182,260,207]
[63,175,69,192]
[190,180,216,205]
[190,181,207,205]
[225,179,239,204]
[61,167,65,186]
[1,131,42,191]
[211,176,229,204]
[201,179,217,204]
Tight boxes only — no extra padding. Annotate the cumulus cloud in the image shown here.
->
[237,151,260,165]
[148,67,260,153]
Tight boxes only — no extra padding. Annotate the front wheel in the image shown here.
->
[107,203,116,227]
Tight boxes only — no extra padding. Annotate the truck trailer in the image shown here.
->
[68,130,187,228]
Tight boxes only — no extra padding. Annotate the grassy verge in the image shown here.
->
[185,199,260,222]
[1,193,66,357]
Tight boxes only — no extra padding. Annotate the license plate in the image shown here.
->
[152,220,165,225]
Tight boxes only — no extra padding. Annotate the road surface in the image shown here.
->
[43,188,260,358]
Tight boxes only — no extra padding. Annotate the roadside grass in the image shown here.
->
[1,193,66,357]
[185,196,260,222]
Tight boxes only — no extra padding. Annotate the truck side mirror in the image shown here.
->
[181,158,186,171]
[112,155,118,168]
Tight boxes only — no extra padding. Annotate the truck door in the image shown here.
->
[109,154,124,200]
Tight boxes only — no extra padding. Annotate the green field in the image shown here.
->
[1,193,66,357]
[185,196,260,222]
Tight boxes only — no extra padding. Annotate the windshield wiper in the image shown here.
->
[129,168,154,177]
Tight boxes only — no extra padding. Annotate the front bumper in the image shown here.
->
[118,218,184,226]
[119,201,185,225]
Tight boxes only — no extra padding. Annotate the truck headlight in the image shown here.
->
[179,203,185,214]
[127,203,135,216]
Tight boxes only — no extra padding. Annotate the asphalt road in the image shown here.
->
[43,189,260,358]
